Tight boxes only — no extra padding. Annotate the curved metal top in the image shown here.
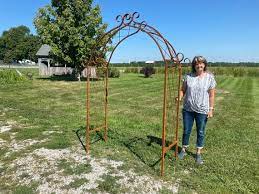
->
[88,12,190,67]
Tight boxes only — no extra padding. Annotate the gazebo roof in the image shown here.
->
[36,44,51,56]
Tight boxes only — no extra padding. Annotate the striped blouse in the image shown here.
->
[183,72,216,114]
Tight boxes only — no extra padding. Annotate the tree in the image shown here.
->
[34,0,107,78]
[0,38,5,60]
[0,26,40,63]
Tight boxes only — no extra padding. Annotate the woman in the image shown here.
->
[178,56,216,164]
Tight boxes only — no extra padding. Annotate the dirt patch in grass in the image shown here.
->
[0,123,47,157]
[0,120,25,133]
[4,138,47,157]
[0,125,12,133]
[2,146,180,193]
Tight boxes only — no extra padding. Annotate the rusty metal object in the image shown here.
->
[86,65,90,154]
[86,12,190,176]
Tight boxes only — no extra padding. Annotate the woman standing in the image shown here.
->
[178,56,216,164]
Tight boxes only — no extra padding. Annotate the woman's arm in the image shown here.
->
[208,88,215,117]
[179,84,186,101]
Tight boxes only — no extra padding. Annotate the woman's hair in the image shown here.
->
[191,56,208,73]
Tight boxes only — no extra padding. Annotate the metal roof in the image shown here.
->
[36,44,51,56]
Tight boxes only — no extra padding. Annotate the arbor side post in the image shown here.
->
[86,65,90,153]
[104,63,108,141]
[161,62,168,176]
[174,62,182,158]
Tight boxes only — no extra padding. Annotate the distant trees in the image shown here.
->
[0,26,40,63]
[34,0,107,76]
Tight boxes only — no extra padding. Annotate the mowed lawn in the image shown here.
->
[0,70,258,193]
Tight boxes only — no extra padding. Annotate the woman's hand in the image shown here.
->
[175,97,182,103]
[207,110,213,118]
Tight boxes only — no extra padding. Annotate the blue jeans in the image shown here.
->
[182,109,208,148]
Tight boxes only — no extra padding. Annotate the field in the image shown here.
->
[0,68,258,193]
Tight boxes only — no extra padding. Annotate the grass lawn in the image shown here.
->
[0,69,258,193]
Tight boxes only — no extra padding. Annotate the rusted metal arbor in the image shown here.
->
[86,12,189,176]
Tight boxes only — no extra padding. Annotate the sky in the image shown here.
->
[0,0,258,63]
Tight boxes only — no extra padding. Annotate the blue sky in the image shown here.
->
[0,0,258,62]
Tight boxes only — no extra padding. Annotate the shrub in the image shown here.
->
[108,68,120,78]
[141,66,155,78]
[95,67,120,78]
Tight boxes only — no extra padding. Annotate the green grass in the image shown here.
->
[13,182,39,194]
[0,68,258,193]
[13,186,34,194]
[68,178,89,188]
[57,159,92,175]
[97,174,121,194]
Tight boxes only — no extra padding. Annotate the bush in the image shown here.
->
[95,67,120,78]
[141,66,155,78]
[108,68,120,78]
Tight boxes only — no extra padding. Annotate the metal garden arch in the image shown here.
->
[85,12,190,176]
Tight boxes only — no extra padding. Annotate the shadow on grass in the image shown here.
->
[137,75,154,78]
[147,135,196,159]
[100,129,181,168]
[123,134,181,168]
[74,127,182,168]
[123,136,162,168]
[37,75,104,82]
[177,146,196,159]
[37,75,77,82]
[73,126,104,152]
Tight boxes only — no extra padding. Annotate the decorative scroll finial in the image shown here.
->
[172,52,191,66]
[115,12,146,30]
